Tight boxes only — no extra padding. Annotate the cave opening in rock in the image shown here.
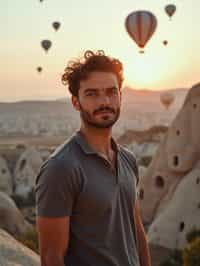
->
[139,188,144,200]
[155,176,165,188]
[173,156,179,166]
[1,168,6,174]
[179,221,185,232]
[19,159,26,171]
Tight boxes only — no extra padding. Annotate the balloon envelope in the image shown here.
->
[41,40,52,52]
[160,92,174,109]
[37,66,42,73]
[165,4,176,18]
[163,40,168,46]
[125,10,157,49]
[52,21,61,31]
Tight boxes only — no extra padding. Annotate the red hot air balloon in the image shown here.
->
[52,21,61,31]
[125,10,157,53]
[41,40,52,53]
[165,4,176,19]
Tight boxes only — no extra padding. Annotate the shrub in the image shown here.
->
[186,228,200,244]
[16,144,26,150]
[12,189,35,208]
[159,249,183,266]
[139,156,152,167]
[183,237,200,266]
[16,228,39,254]
[159,228,200,266]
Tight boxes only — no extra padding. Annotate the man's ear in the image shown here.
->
[71,95,81,111]
[119,90,122,105]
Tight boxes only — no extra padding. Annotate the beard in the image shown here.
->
[79,103,120,129]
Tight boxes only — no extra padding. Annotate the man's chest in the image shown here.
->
[73,157,137,218]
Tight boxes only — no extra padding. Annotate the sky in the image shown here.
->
[1,0,200,102]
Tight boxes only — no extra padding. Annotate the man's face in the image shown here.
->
[72,71,121,129]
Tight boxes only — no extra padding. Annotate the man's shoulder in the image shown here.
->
[35,133,81,185]
[118,144,139,184]
[118,144,137,162]
[49,133,80,162]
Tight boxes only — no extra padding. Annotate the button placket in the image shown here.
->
[96,153,119,185]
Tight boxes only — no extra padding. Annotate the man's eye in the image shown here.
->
[108,89,118,95]
[86,92,97,96]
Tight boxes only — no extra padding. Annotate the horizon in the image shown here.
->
[0,86,189,104]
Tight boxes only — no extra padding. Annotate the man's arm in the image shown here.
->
[37,216,70,266]
[133,199,151,266]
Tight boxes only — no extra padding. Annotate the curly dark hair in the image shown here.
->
[61,50,124,96]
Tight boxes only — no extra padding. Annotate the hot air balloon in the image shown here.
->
[165,4,176,19]
[52,21,61,31]
[37,66,42,73]
[41,40,52,53]
[160,91,174,109]
[125,10,157,53]
[163,40,168,46]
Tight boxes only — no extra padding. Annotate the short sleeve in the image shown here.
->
[133,157,139,187]
[127,153,140,200]
[35,158,81,217]
[120,146,140,187]
[127,150,139,186]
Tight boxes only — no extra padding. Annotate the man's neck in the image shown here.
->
[79,125,114,159]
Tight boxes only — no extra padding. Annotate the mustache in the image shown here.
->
[93,106,115,115]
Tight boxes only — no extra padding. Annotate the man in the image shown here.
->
[35,50,151,266]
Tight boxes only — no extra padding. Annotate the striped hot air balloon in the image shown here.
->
[125,10,157,53]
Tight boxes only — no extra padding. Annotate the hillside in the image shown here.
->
[0,87,188,137]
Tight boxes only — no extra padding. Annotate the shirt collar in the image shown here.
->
[75,130,119,155]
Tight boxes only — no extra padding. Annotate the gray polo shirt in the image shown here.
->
[35,131,140,266]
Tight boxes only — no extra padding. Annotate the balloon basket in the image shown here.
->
[139,50,144,54]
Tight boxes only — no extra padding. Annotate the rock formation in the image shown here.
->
[0,191,33,238]
[0,156,12,195]
[0,229,39,266]
[14,147,43,198]
[148,161,200,249]
[138,83,200,249]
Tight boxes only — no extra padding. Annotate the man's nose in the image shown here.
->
[98,94,111,105]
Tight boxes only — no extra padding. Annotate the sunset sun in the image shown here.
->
[124,46,173,89]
